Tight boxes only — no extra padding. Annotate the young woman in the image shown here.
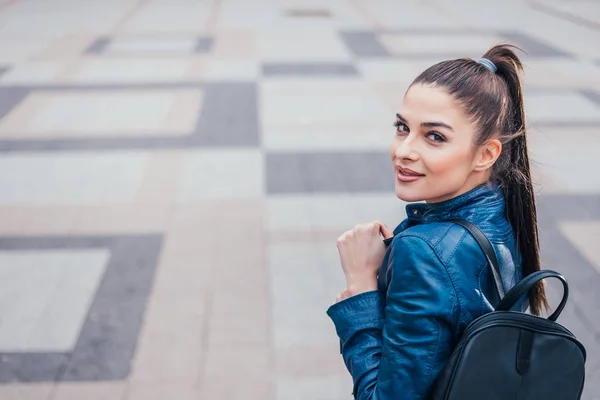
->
[327,44,549,399]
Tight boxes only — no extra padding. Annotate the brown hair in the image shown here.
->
[409,44,548,315]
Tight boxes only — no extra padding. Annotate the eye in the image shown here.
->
[394,121,409,134]
[426,131,446,142]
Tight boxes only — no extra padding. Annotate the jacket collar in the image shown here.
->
[394,181,505,234]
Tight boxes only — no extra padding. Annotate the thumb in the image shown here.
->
[379,223,394,239]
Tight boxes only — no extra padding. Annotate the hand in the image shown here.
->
[336,221,394,296]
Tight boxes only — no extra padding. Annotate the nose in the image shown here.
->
[394,133,419,161]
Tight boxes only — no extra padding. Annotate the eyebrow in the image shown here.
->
[396,113,454,132]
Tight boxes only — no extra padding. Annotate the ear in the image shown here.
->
[474,139,502,171]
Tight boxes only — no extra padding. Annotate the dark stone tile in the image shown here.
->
[0,353,67,383]
[194,37,214,53]
[580,90,600,107]
[537,195,600,221]
[0,66,10,78]
[0,82,260,151]
[498,31,572,57]
[284,9,331,18]
[194,82,260,147]
[538,221,600,337]
[60,235,163,381]
[262,63,358,77]
[583,366,600,399]
[266,151,392,193]
[0,234,163,382]
[84,37,111,54]
[339,31,391,58]
[0,87,29,120]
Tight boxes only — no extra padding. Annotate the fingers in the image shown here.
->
[379,223,394,239]
[368,220,394,239]
[341,221,393,239]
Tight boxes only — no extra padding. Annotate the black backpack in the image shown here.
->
[428,220,587,400]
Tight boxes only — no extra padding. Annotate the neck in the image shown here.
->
[426,171,491,204]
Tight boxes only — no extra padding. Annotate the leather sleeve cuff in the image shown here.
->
[326,290,385,341]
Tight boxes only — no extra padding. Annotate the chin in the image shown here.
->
[394,184,427,203]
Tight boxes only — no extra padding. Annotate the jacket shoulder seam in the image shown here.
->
[393,234,461,321]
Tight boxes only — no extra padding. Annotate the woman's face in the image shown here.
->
[390,84,489,204]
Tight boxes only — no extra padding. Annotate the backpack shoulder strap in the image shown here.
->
[451,219,505,300]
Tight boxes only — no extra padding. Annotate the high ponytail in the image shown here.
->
[411,44,549,315]
[484,45,549,316]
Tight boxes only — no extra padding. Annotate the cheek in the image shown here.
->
[424,146,472,176]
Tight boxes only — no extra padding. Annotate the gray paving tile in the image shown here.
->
[583,366,600,399]
[537,195,600,221]
[0,353,67,383]
[537,208,600,338]
[266,151,392,194]
[498,31,572,57]
[0,82,259,151]
[262,63,358,77]
[194,37,214,53]
[580,90,600,107]
[85,36,211,55]
[61,235,163,381]
[0,234,163,382]
[0,87,28,121]
[193,82,260,147]
[339,31,392,58]
[84,37,111,54]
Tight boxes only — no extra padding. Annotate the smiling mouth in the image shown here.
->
[397,166,424,176]
[396,166,425,182]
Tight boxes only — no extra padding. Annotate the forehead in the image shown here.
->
[400,84,470,126]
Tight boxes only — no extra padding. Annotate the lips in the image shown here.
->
[396,166,425,182]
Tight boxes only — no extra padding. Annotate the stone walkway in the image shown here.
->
[0,0,599,399]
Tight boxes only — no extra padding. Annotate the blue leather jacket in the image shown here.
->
[326,182,523,399]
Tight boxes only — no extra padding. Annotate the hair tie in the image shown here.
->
[477,58,497,73]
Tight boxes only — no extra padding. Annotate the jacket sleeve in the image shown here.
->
[327,235,459,399]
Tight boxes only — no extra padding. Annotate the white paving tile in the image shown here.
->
[0,62,66,84]
[276,375,353,400]
[356,59,432,83]
[257,29,353,62]
[267,193,408,231]
[122,3,211,33]
[70,59,191,83]
[0,249,110,351]
[203,59,260,81]
[0,89,203,137]
[0,152,149,204]
[260,81,390,127]
[526,92,600,125]
[528,128,600,194]
[262,124,395,151]
[269,242,346,348]
[106,37,198,54]
[177,149,265,201]
[379,33,501,57]
[558,221,600,275]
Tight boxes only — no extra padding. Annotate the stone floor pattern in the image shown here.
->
[0,0,600,399]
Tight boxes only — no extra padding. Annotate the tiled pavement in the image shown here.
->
[0,0,599,399]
